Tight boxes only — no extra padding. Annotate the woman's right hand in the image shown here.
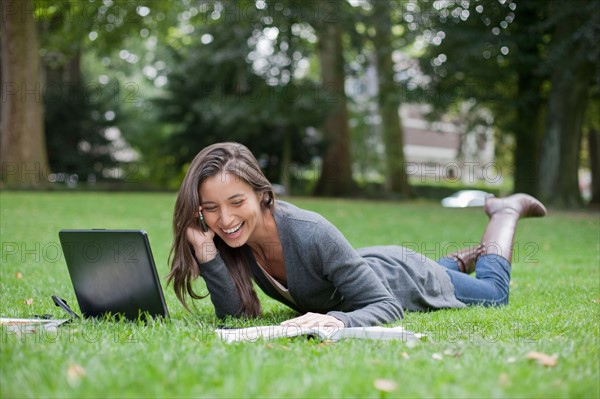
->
[186,207,218,263]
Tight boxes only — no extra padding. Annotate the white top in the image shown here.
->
[256,262,298,306]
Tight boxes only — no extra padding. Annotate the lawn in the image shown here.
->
[1,191,598,398]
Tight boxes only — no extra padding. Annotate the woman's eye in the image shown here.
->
[203,207,217,212]
[232,200,244,206]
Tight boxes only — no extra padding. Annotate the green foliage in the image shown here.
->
[43,73,120,182]
[1,192,598,398]
[35,0,181,184]
[407,0,599,200]
[406,0,523,119]
[30,0,599,197]
[36,0,175,59]
[151,0,330,184]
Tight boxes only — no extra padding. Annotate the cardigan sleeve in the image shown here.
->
[198,253,244,319]
[312,219,405,327]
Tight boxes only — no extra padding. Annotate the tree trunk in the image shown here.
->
[1,0,48,186]
[589,127,600,207]
[513,96,543,196]
[512,1,545,196]
[538,6,592,208]
[539,67,590,208]
[312,1,358,197]
[44,47,84,174]
[513,72,543,196]
[372,0,412,197]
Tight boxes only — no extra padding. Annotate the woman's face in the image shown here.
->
[199,172,264,248]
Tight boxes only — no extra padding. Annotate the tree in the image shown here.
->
[153,0,327,189]
[588,126,600,207]
[408,0,533,190]
[371,0,412,196]
[537,1,598,207]
[505,1,547,195]
[409,0,598,207]
[34,1,171,183]
[312,0,358,196]
[1,0,48,186]
[584,85,600,207]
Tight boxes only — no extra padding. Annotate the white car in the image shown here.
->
[441,190,493,208]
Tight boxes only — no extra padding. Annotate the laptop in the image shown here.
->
[58,229,169,321]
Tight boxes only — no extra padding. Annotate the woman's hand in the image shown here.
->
[281,312,345,330]
[186,207,217,263]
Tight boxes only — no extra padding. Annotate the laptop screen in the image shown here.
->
[59,229,169,321]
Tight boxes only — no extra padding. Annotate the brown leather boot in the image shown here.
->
[480,193,547,262]
[447,244,484,274]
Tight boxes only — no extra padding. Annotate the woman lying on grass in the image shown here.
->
[168,142,546,329]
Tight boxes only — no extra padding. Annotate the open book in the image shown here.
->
[1,318,69,334]
[216,325,424,343]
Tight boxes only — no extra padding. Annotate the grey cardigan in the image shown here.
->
[199,200,465,327]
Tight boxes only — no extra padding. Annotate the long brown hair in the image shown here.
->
[167,142,275,317]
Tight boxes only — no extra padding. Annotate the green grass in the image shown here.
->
[1,192,598,398]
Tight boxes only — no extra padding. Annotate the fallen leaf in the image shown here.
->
[499,373,511,386]
[373,379,398,393]
[432,353,443,361]
[24,298,33,306]
[526,351,558,367]
[553,379,563,387]
[443,349,462,358]
[66,363,86,386]
[15,272,23,279]
[594,298,600,303]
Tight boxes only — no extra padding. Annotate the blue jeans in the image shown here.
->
[438,254,511,307]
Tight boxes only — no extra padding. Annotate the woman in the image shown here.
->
[168,142,546,328]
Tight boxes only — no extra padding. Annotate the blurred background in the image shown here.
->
[1,0,598,208]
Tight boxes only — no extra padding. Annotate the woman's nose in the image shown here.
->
[219,207,234,225]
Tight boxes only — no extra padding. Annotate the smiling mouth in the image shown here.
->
[222,222,244,235]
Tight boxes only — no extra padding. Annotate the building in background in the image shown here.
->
[401,104,497,186]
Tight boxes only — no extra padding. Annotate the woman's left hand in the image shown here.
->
[281,312,345,330]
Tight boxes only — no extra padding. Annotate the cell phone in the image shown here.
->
[198,211,209,232]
